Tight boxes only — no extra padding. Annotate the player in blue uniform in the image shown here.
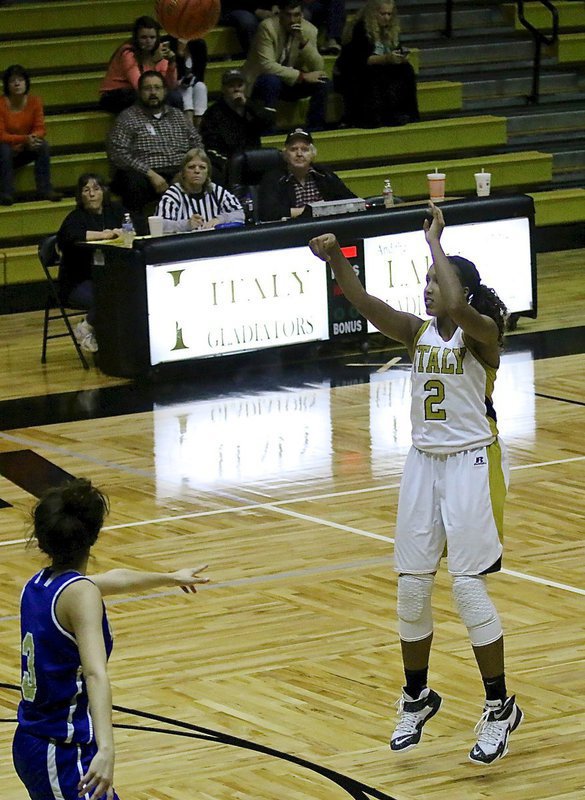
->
[13,478,209,800]
[309,204,522,765]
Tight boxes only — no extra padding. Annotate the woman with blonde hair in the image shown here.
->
[156,147,244,232]
[335,0,419,127]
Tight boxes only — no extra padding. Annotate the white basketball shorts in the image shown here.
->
[394,438,509,576]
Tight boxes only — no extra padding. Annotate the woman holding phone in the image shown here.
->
[99,16,180,113]
[334,0,419,128]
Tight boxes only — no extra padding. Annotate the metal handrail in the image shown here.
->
[517,0,559,103]
[442,0,560,101]
[443,0,453,38]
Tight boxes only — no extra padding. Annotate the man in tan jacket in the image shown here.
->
[242,0,329,132]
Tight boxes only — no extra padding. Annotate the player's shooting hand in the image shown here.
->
[309,233,339,261]
[171,565,210,593]
[423,202,445,243]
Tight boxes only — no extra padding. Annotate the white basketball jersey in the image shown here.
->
[410,319,498,454]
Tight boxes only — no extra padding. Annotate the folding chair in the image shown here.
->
[38,234,90,369]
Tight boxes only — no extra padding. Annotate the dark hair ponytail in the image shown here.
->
[447,255,508,346]
[31,479,109,568]
[469,284,508,345]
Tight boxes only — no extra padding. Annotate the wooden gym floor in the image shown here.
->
[0,250,584,800]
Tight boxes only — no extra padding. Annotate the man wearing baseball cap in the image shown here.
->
[257,127,355,221]
[200,68,275,181]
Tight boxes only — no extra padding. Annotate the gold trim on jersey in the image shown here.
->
[487,438,506,540]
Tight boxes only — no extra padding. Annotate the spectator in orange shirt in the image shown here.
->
[99,16,181,114]
[0,64,62,205]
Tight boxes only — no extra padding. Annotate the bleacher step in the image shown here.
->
[507,109,585,137]
[420,38,535,68]
[4,187,582,299]
[462,71,585,104]
[338,151,553,200]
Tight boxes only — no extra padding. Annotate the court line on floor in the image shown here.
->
[1,453,584,547]
[261,504,585,596]
[2,541,583,626]
[3,451,583,541]
[0,429,583,490]
[2,495,583,601]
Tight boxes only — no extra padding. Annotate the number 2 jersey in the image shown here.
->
[17,567,113,743]
[410,318,498,454]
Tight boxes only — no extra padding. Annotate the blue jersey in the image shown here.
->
[17,568,113,744]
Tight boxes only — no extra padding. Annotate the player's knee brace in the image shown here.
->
[452,575,503,647]
[397,574,434,642]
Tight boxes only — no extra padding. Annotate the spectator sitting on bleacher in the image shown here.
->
[200,68,275,182]
[243,0,330,134]
[335,0,419,128]
[164,36,209,128]
[257,127,355,221]
[220,1,279,56]
[57,173,127,354]
[99,16,181,114]
[156,147,244,232]
[107,71,201,234]
[0,65,62,205]
[302,0,346,55]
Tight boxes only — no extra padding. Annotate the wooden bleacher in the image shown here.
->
[1,0,584,309]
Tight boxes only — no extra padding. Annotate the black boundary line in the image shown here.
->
[0,683,398,800]
[535,392,585,407]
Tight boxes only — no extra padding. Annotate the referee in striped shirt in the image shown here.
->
[156,147,244,232]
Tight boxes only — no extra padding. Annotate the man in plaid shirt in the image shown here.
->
[257,128,355,221]
[108,70,201,233]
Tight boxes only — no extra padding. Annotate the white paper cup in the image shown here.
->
[148,215,164,236]
[474,172,491,197]
[427,173,446,202]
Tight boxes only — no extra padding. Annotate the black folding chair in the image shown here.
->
[38,234,90,369]
[226,148,283,222]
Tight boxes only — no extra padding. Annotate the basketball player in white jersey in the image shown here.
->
[309,204,522,765]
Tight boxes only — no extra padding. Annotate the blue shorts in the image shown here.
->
[13,726,121,800]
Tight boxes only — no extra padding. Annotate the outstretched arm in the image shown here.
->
[309,233,423,349]
[90,565,209,596]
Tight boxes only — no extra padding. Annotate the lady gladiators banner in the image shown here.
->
[145,216,534,366]
[146,246,330,364]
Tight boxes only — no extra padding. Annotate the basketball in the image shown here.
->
[154,0,221,40]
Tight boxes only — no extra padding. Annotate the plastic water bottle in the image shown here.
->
[383,178,394,209]
[121,213,136,247]
[243,193,255,226]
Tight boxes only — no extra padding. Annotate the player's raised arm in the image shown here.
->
[424,204,500,350]
[309,233,424,351]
